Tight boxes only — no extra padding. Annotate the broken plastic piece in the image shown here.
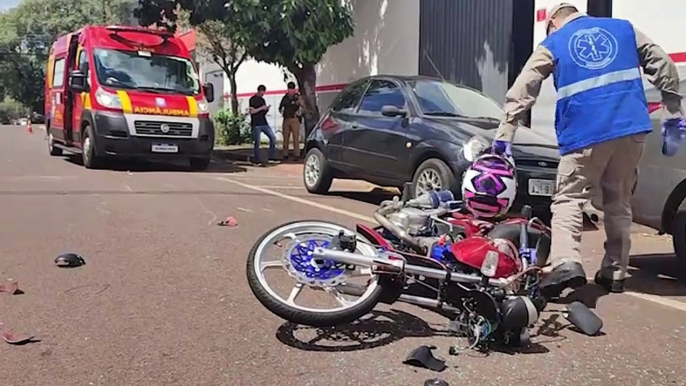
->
[55,253,86,268]
[403,345,446,372]
[563,301,603,336]
[217,216,238,227]
[0,279,19,295]
[424,379,450,386]
[2,331,36,345]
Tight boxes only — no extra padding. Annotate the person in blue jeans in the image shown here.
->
[249,85,279,166]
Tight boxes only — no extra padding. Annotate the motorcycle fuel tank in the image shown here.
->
[449,236,521,279]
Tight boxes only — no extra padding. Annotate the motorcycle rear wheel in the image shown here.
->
[246,220,387,327]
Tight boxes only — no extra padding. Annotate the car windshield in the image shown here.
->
[93,49,200,95]
[409,80,504,120]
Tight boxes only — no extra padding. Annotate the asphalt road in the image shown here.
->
[1,125,685,386]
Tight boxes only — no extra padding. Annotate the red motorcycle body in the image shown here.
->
[449,236,521,279]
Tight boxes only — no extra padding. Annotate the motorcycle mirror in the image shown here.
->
[562,301,603,336]
[480,251,499,277]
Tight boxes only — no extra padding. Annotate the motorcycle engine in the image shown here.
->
[386,207,431,236]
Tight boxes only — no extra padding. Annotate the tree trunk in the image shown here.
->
[228,73,239,115]
[294,64,320,141]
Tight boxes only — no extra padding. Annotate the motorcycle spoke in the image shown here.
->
[260,260,283,272]
[326,288,353,307]
[286,283,304,305]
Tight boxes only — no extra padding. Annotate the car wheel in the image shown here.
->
[190,157,211,171]
[672,211,686,268]
[48,132,63,156]
[411,158,458,198]
[303,148,333,194]
[81,125,102,169]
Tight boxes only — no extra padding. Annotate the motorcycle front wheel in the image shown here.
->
[246,220,387,327]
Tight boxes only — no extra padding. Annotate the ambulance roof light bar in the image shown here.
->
[105,25,172,46]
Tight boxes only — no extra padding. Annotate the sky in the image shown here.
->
[0,0,21,11]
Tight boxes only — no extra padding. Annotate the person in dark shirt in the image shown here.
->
[249,85,278,165]
[279,81,303,160]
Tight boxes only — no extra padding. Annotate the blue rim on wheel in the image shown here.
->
[289,239,345,280]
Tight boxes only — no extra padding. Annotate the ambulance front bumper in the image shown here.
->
[91,111,214,158]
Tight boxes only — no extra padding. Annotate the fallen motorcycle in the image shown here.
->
[246,187,602,350]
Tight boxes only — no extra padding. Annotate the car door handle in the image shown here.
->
[351,124,359,129]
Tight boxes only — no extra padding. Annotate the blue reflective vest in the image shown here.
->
[540,16,652,155]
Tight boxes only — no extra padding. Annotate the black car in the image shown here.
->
[303,75,561,213]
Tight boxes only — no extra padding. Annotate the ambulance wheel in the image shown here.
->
[81,125,102,169]
[190,157,211,171]
[48,132,63,156]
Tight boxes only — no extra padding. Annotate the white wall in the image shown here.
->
[317,0,420,85]
[226,0,421,142]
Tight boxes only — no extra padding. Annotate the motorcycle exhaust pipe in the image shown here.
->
[373,208,425,253]
[312,248,510,287]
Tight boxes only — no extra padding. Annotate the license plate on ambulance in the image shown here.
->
[151,144,179,153]
[528,179,555,196]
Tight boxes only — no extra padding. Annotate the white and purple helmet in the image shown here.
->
[461,153,517,218]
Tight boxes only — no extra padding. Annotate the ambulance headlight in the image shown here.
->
[95,87,122,109]
[197,99,209,114]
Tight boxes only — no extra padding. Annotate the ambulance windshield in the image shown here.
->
[93,49,200,95]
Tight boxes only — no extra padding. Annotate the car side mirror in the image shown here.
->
[68,70,88,93]
[381,105,407,118]
[203,83,215,103]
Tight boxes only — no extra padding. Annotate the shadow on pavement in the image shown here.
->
[62,155,247,174]
[275,308,562,356]
[275,309,444,353]
[335,187,399,206]
[625,253,686,296]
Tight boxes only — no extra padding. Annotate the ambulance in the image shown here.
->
[44,25,215,170]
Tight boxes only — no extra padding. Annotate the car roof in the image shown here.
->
[354,74,465,84]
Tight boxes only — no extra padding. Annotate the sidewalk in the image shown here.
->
[212,143,304,163]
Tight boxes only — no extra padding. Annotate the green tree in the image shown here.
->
[136,0,355,137]
[0,0,132,113]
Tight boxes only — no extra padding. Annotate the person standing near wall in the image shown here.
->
[249,85,278,166]
[279,82,304,161]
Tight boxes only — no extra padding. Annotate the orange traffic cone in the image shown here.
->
[26,120,33,134]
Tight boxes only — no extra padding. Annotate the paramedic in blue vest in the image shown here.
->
[493,3,682,295]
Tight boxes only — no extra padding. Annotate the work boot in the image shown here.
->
[539,261,588,298]
[594,270,625,293]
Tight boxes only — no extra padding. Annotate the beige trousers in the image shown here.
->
[550,133,648,280]
[282,118,301,157]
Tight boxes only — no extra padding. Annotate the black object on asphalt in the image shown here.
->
[403,345,447,372]
[424,379,450,386]
[563,301,604,336]
[54,253,86,268]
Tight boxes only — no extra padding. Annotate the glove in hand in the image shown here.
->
[661,117,686,157]
[491,140,512,156]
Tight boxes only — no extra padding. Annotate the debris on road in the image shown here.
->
[54,253,86,268]
[2,330,36,345]
[0,279,20,295]
[424,379,450,386]
[403,345,447,372]
[217,216,238,227]
[563,301,604,336]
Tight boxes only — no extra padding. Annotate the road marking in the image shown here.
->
[215,176,686,312]
[214,177,376,223]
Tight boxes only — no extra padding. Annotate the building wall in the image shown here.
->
[226,0,420,141]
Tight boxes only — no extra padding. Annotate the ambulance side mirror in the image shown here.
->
[203,83,215,103]
[69,70,88,93]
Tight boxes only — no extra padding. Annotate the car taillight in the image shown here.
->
[647,102,661,114]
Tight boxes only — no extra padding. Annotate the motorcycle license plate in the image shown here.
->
[151,144,179,153]
[528,179,555,196]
